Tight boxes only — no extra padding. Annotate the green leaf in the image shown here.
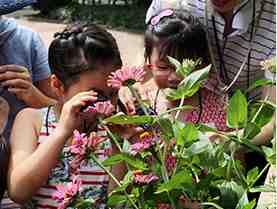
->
[107,194,128,206]
[218,181,244,209]
[174,123,199,146]
[246,79,275,93]
[104,114,154,125]
[187,137,211,155]
[242,200,256,209]
[250,184,276,193]
[167,65,211,100]
[122,153,148,170]
[179,64,211,86]
[155,170,192,194]
[156,118,174,141]
[103,153,147,170]
[249,102,275,128]
[173,120,186,146]
[75,198,95,209]
[167,83,202,100]
[167,56,181,71]
[183,123,198,143]
[246,167,259,186]
[110,171,134,195]
[262,146,276,165]
[102,154,124,166]
[196,124,217,132]
[235,192,253,209]
[227,90,248,128]
[243,122,261,139]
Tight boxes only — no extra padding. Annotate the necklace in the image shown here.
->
[205,0,264,95]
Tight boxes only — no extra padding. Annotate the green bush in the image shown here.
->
[48,2,147,32]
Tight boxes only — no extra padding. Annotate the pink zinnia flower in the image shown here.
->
[70,130,88,156]
[157,203,173,209]
[165,154,177,174]
[107,66,146,89]
[133,171,159,185]
[130,132,157,155]
[88,132,107,151]
[53,176,82,209]
[83,101,115,116]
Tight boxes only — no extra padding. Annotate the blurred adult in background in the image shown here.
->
[0,0,54,207]
[146,0,276,142]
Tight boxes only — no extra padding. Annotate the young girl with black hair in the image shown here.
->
[143,9,229,131]
[7,23,122,209]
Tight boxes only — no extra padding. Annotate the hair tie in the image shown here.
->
[151,9,174,26]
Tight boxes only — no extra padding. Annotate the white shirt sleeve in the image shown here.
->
[145,0,162,24]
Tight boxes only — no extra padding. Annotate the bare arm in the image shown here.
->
[7,108,69,203]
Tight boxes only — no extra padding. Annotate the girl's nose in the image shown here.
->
[168,72,182,88]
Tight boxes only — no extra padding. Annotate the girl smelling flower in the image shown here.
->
[7,23,122,209]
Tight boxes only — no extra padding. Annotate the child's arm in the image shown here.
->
[7,91,97,204]
[7,108,69,203]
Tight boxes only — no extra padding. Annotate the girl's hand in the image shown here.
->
[57,91,97,137]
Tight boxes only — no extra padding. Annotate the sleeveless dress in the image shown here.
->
[25,106,112,209]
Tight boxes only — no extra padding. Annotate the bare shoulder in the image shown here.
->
[13,108,43,136]
[15,108,41,123]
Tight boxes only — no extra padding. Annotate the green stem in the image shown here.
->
[175,96,185,120]
[231,150,247,186]
[251,94,269,123]
[128,85,149,116]
[104,126,122,152]
[167,192,177,209]
[90,154,139,209]
[159,105,194,118]
[250,163,270,188]
[201,202,224,209]
[98,117,122,152]
[228,135,264,155]
[159,144,177,209]
[226,157,232,181]
[138,187,144,209]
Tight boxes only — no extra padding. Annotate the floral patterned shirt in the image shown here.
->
[137,80,229,131]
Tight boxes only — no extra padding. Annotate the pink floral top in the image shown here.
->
[138,80,229,132]
[182,88,229,131]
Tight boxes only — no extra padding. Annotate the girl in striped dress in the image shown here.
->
[7,23,123,209]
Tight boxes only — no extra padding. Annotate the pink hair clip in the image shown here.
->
[151,9,174,26]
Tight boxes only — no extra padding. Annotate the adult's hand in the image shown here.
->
[0,64,53,108]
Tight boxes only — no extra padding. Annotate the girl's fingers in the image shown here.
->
[71,90,98,101]
[70,95,98,110]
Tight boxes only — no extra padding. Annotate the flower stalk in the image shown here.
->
[90,154,139,209]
